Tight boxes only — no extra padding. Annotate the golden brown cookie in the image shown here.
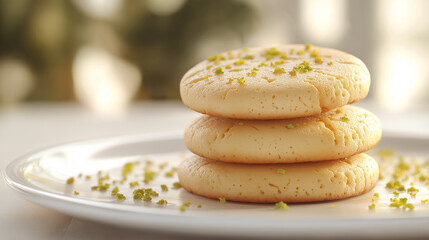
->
[178,153,379,203]
[185,105,381,163]
[180,44,370,119]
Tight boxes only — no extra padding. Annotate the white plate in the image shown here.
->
[4,131,429,239]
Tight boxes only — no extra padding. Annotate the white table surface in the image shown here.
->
[1,100,429,240]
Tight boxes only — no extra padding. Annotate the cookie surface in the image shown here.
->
[178,153,378,203]
[185,105,381,163]
[180,44,370,119]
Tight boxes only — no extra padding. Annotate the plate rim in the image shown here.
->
[4,130,429,238]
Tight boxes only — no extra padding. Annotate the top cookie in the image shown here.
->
[180,44,370,119]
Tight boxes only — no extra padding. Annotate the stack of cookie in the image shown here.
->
[178,44,381,203]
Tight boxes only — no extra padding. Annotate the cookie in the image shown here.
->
[185,105,381,163]
[180,44,370,119]
[178,153,378,203]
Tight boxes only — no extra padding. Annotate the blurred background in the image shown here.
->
[2,1,429,239]
[0,0,429,114]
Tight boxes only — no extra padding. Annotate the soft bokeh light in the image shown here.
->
[147,0,186,16]
[72,46,142,115]
[300,0,347,44]
[72,0,122,20]
[375,46,426,112]
[0,58,34,104]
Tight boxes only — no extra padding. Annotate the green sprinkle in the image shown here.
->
[421,199,429,203]
[206,65,213,69]
[161,184,168,191]
[165,171,174,177]
[274,201,289,210]
[287,124,294,129]
[297,51,305,55]
[277,168,286,175]
[340,114,350,122]
[111,186,119,196]
[215,67,224,75]
[336,109,343,114]
[315,57,323,64]
[207,56,216,61]
[258,62,268,67]
[116,193,126,200]
[236,77,246,85]
[310,49,320,58]
[331,204,336,208]
[233,60,246,65]
[293,60,313,73]
[157,199,168,205]
[197,205,202,208]
[393,191,399,196]
[66,177,74,184]
[407,186,419,193]
[219,198,226,204]
[173,182,182,189]
[129,181,139,187]
[180,205,186,212]
[327,61,333,65]
[122,162,134,177]
[273,67,286,74]
[144,170,155,184]
[289,69,297,76]
[368,203,376,210]
[73,190,79,195]
[305,44,312,51]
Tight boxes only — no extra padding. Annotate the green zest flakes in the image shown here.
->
[340,114,350,122]
[219,198,226,204]
[386,180,405,191]
[157,199,168,205]
[215,67,224,75]
[173,182,182,189]
[161,184,168,191]
[129,181,139,187]
[73,190,79,195]
[258,62,268,67]
[315,57,323,64]
[122,162,134,177]
[274,201,289,210]
[233,60,246,65]
[289,69,297,76]
[368,203,375,209]
[91,183,110,191]
[111,186,119,195]
[66,177,74,184]
[327,61,333,65]
[293,60,313,73]
[273,67,286,74]
[287,124,295,129]
[389,198,414,210]
[335,109,343,114]
[277,168,286,175]
[116,193,126,200]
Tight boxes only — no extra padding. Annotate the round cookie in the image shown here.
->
[178,153,379,203]
[185,105,381,163]
[180,44,370,119]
